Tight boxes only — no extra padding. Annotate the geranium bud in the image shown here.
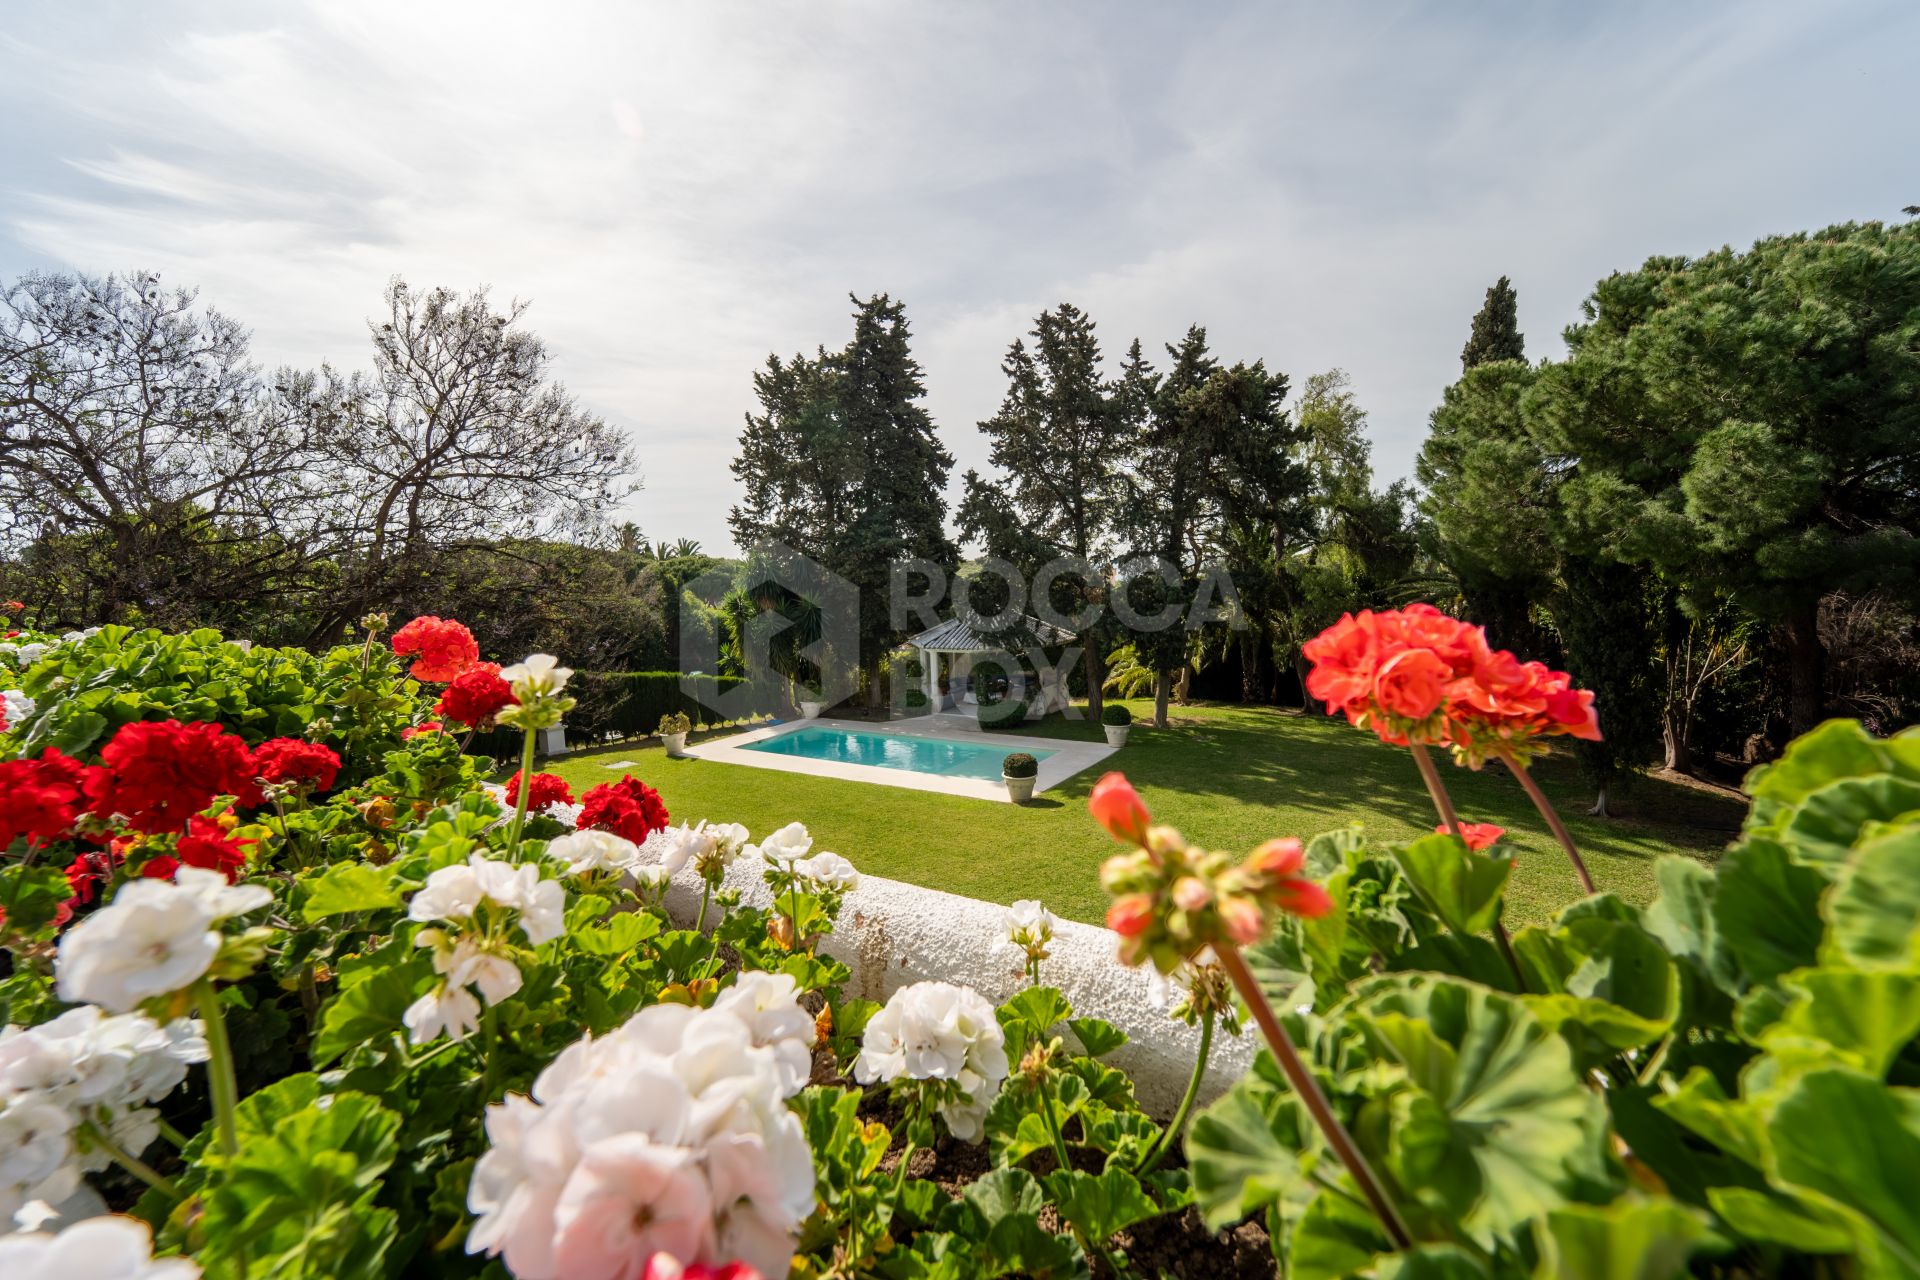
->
[1219,896,1265,944]
[1145,825,1187,858]
[1088,772,1151,846]
[1248,837,1305,878]
[1172,876,1213,912]
[1106,892,1156,938]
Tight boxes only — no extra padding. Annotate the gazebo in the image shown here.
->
[905,614,1077,714]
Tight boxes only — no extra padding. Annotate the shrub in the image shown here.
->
[1001,752,1038,779]
[978,698,1027,730]
[657,711,691,736]
[904,688,928,709]
[1101,702,1133,727]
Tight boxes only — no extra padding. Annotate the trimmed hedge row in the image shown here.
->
[473,670,779,756]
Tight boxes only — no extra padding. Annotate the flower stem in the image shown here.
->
[1216,942,1413,1250]
[1134,1008,1214,1178]
[1496,747,1597,896]
[193,978,242,1158]
[479,1003,502,1103]
[505,728,537,861]
[1409,744,1528,994]
[156,1118,191,1149]
[82,1117,181,1197]
[694,881,712,935]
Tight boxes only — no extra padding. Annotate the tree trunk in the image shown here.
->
[1083,641,1105,723]
[1153,670,1171,728]
[1239,625,1263,704]
[1784,600,1826,738]
[1661,713,1694,775]
[1294,652,1319,715]
[1174,664,1191,705]
[1588,785,1612,818]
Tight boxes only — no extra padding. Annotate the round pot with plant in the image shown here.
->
[1102,702,1133,747]
[658,710,692,756]
[1002,751,1038,803]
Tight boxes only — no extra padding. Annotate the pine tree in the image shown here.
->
[960,304,1128,718]
[730,294,955,706]
[1460,275,1525,370]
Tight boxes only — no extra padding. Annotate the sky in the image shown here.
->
[2,1,1914,556]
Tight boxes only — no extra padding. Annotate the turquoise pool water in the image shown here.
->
[742,725,1052,781]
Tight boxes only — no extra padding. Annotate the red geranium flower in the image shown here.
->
[505,770,574,812]
[642,1260,762,1280]
[3,600,23,612]
[1089,773,1151,847]
[65,844,127,904]
[1440,822,1507,852]
[403,721,444,739]
[143,814,254,883]
[0,748,89,848]
[252,738,342,792]
[437,662,517,726]
[84,720,259,834]
[578,776,669,843]
[391,616,481,682]
[1303,605,1489,745]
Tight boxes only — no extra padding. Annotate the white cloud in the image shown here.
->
[1,0,1914,555]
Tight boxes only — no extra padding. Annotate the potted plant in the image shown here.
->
[799,698,824,719]
[1002,751,1038,803]
[1102,702,1132,747]
[658,711,692,756]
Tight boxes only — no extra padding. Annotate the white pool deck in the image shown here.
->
[682,712,1118,802]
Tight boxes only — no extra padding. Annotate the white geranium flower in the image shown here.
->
[551,1137,714,1277]
[853,982,1009,1142]
[436,937,525,1006]
[54,882,222,1014]
[169,867,270,921]
[14,643,48,667]
[2,689,33,724]
[705,822,750,857]
[711,973,816,1095]
[517,879,565,946]
[0,1214,200,1278]
[794,852,858,892]
[1004,899,1057,946]
[630,864,671,894]
[752,822,812,866]
[545,830,640,878]
[409,862,486,922]
[404,984,483,1046]
[500,654,572,697]
[467,990,818,1279]
[0,1096,73,1191]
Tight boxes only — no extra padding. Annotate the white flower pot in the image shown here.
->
[799,701,824,719]
[663,732,688,757]
[1003,773,1036,803]
[1103,724,1131,748]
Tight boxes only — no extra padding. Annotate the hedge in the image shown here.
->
[472,670,779,757]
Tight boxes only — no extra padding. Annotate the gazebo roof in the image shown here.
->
[907,614,1076,653]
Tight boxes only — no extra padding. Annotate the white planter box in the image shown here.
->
[1003,773,1036,803]
[799,701,824,719]
[1103,724,1131,748]
[663,732,688,757]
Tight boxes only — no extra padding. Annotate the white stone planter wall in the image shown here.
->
[662,863,1254,1117]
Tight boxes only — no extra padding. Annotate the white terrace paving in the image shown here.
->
[683,712,1116,802]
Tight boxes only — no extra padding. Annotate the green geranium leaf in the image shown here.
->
[1710,838,1825,986]
[1707,1186,1859,1255]
[1185,1067,1315,1229]
[962,1166,1044,1225]
[1779,775,1920,867]
[312,958,425,1065]
[1390,833,1511,936]
[1373,1245,1497,1279]
[1766,1068,1920,1272]
[1824,828,1920,971]
[1529,1198,1712,1280]
[1041,1168,1163,1243]
[1514,916,1678,1065]
[1346,974,1614,1246]
[1067,1017,1127,1058]
[998,985,1072,1060]
[1289,1185,1397,1280]
[301,861,403,921]
[0,865,77,936]
[1745,719,1913,825]
[1765,968,1920,1078]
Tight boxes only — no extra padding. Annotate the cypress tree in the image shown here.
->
[1460,275,1525,370]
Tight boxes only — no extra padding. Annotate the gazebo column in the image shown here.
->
[924,648,940,712]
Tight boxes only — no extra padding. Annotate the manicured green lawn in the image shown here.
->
[542,701,1744,926]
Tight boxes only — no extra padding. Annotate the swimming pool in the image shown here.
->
[741,725,1054,781]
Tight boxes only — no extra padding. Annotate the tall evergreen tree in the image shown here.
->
[1460,275,1525,370]
[959,303,1127,718]
[730,294,955,705]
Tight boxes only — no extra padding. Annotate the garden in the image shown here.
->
[5,605,1918,1279]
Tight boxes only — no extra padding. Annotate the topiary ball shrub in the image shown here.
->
[980,698,1027,730]
[1102,703,1133,727]
[1001,751,1038,779]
